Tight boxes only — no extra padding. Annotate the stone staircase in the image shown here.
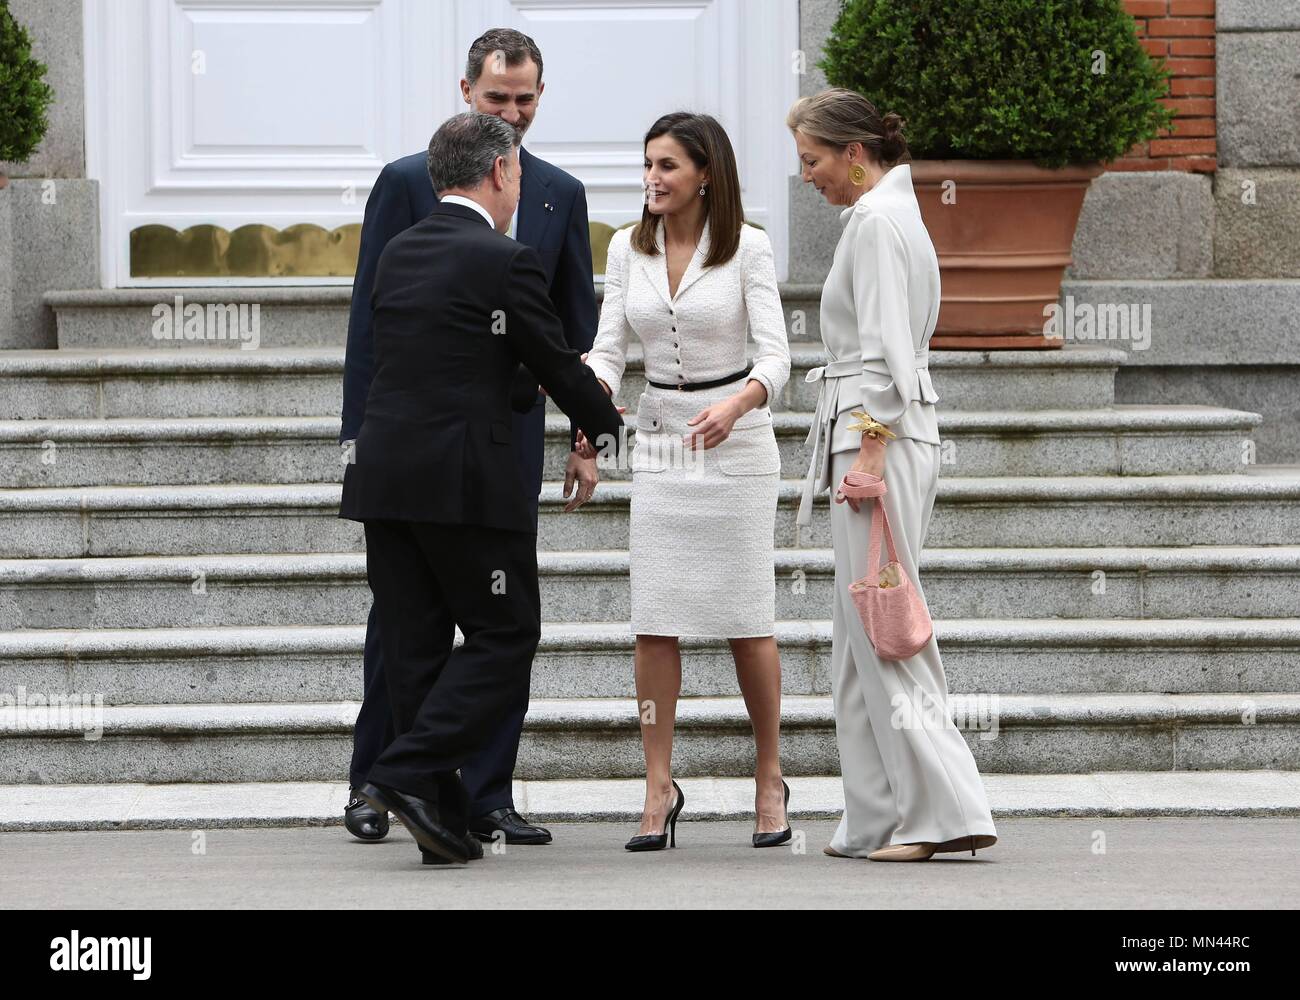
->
[2,286,1300,828]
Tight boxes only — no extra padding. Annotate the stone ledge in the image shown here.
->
[1213,168,1300,278]
[5,692,1300,739]
[1068,172,1213,280]
[1059,279,1300,365]
[6,543,1298,586]
[1219,0,1300,31]
[4,771,1300,830]
[0,403,1260,443]
[7,616,1300,661]
[3,471,1298,513]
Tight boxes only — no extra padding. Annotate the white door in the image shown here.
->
[84,0,799,286]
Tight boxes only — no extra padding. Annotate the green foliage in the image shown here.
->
[818,0,1175,167]
[0,0,54,164]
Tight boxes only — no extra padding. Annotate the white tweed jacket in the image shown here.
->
[585,217,791,406]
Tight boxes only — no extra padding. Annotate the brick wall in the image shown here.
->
[1113,0,1217,173]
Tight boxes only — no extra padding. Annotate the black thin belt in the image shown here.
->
[646,367,751,392]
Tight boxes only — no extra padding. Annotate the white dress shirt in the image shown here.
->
[439,194,496,231]
[439,194,517,238]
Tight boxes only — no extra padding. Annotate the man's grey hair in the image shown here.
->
[426,112,519,194]
[466,28,543,88]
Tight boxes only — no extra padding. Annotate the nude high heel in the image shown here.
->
[867,842,938,862]
[867,834,998,861]
[933,833,997,856]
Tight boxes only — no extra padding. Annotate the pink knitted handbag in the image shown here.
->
[834,470,933,660]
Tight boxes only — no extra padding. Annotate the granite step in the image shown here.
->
[0,345,1124,419]
[551,405,1260,480]
[56,278,1293,358]
[540,473,1300,552]
[1,546,1296,630]
[4,618,1299,706]
[45,285,828,350]
[557,344,1122,412]
[4,473,1300,558]
[4,692,1299,785]
[0,405,1261,488]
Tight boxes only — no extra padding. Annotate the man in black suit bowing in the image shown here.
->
[342,111,624,866]
[341,28,601,845]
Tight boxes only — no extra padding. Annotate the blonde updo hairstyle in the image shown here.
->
[785,88,909,167]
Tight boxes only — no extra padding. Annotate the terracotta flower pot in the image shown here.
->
[910,160,1103,350]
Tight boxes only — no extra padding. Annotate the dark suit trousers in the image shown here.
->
[359,517,542,829]
[349,402,546,815]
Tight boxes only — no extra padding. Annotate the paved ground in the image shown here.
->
[2,818,1297,908]
[6,772,1300,830]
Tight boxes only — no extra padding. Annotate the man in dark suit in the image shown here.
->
[341,29,601,845]
[342,110,624,866]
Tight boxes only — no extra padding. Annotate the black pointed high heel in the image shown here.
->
[753,779,792,848]
[625,780,684,852]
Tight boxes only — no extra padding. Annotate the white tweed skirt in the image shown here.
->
[628,382,781,638]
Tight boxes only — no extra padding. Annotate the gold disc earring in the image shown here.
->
[849,163,867,186]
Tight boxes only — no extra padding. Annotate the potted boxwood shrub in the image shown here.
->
[820,0,1174,348]
[0,0,54,190]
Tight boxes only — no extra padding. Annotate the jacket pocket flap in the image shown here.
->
[635,393,663,432]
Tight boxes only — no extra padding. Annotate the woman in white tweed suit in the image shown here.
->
[787,89,998,862]
[583,112,793,851]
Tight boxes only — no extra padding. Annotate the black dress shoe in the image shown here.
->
[357,781,469,864]
[420,834,484,865]
[625,780,685,852]
[752,779,792,848]
[344,787,389,842]
[469,807,552,845]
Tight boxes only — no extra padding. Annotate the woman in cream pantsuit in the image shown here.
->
[787,90,998,861]
[582,112,793,851]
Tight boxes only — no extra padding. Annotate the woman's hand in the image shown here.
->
[842,435,887,513]
[683,397,742,450]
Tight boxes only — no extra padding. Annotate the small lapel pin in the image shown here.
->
[544,202,554,212]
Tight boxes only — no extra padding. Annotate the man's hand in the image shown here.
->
[574,406,626,460]
[563,450,600,512]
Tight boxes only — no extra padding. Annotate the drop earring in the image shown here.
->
[699,184,708,197]
[849,163,867,186]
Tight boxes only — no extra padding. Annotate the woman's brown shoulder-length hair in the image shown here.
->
[631,111,743,269]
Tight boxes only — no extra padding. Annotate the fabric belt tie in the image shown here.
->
[796,350,932,528]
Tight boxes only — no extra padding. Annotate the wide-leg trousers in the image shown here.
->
[827,440,997,855]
